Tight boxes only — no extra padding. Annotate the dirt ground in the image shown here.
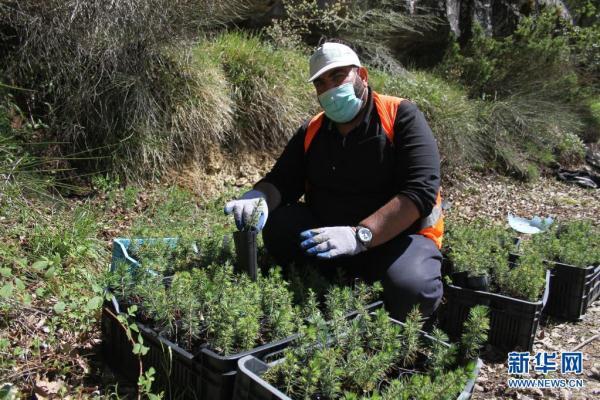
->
[174,149,600,399]
[444,171,600,400]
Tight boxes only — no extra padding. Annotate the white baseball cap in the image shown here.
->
[308,42,361,82]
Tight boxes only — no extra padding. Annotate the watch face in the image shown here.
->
[358,227,372,243]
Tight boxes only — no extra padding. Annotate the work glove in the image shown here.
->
[224,189,268,231]
[299,226,366,259]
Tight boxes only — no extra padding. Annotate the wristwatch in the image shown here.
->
[355,226,373,248]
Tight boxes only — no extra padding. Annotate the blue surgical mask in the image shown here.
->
[318,82,364,123]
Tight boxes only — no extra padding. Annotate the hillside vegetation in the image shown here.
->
[1,1,598,183]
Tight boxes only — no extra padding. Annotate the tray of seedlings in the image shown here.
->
[233,300,489,400]
[518,219,600,321]
[439,220,550,351]
[102,235,383,400]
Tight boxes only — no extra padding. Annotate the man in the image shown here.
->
[225,42,443,321]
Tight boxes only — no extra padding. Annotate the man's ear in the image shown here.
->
[358,66,369,85]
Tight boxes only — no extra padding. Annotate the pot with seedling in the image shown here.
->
[440,220,550,351]
[520,220,600,320]
[464,248,491,291]
[233,199,265,280]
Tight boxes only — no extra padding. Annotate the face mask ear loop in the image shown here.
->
[354,70,367,103]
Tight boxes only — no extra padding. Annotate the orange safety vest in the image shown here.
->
[303,91,444,249]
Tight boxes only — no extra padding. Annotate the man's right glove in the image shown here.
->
[224,189,268,231]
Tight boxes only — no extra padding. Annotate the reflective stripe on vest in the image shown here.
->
[303,91,444,249]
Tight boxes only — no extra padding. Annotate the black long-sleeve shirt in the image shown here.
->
[259,88,441,230]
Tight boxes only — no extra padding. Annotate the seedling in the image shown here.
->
[445,219,546,301]
[110,242,383,356]
[525,219,600,268]
[263,304,489,399]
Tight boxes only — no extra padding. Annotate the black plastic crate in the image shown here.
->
[233,320,483,400]
[543,262,600,321]
[102,300,384,400]
[439,270,550,351]
[104,238,385,399]
[102,302,204,399]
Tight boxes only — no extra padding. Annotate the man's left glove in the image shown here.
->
[224,189,268,231]
[299,226,366,259]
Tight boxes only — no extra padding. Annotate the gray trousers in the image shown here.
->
[262,203,443,321]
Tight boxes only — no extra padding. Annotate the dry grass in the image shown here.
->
[0,1,254,181]
[205,32,318,150]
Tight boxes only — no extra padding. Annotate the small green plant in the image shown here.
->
[445,219,546,301]
[444,219,513,279]
[523,219,600,268]
[263,305,489,399]
[459,306,490,363]
[240,199,264,232]
[110,242,384,356]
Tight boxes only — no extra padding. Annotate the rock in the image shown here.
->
[474,384,485,392]
[524,388,544,397]
[559,389,571,400]
[590,366,600,380]
[517,394,534,400]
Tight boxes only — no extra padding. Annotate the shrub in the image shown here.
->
[585,98,600,142]
[264,0,440,72]
[0,89,58,201]
[204,32,317,150]
[440,12,577,101]
[369,69,487,172]
[555,132,587,166]
[439,5,598,155]
[0,1,251,180]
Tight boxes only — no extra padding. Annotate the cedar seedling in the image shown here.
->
[240,199,264,232]
[265,298,489,399]
[427,328,457,375]
[399,306,423,367]
[460,305,489,363]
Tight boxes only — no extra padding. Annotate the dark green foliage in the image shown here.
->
[522,219,600,268]
[460,306,489,363]
[264,304,488,399]
[438,5,599,175]
[444,219,514,278]
[110,239,384,355]
[427,329,457,375]
[445,219,546,301]
[114,263,296,355]
[441,13,576,100]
